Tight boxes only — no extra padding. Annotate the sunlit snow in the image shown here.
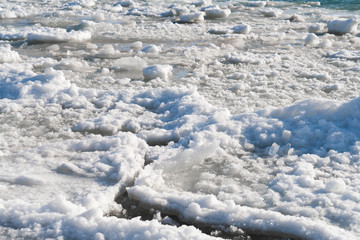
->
[0,0,360,239]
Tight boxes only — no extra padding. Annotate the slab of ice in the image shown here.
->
[27,29,91,44]
[327,18,359,35]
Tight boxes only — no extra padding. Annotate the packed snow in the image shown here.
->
[0,0,360,239]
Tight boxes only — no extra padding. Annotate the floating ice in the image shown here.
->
[0,45,21,63]
[246,1,267,8]
[305,33,320,46]
[179,12,205,23]
[113,57,147,71]
[130,41,143,50]
[192,0,212,7]
[27,29,92,44]
[308,23,324,33]
[260,8,283,18]
[143,65,173,81]
[115,0,136,8]
[325,179,346,194]
[2,0,360,239]
[205,7,231,19]
[231,23,251,34]
[226,52,281,65]
[327,18,359,35]
[140,44,161,54]
[0,7,27,19]
[289,14,305,22]
[327,50,360,61]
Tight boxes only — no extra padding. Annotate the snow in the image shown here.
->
[1,0,360,239]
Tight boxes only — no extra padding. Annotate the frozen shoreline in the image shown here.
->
[0,0,360,239]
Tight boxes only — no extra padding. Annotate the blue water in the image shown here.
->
[276,0,360,10]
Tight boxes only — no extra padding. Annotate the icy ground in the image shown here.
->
[0,0,360,239]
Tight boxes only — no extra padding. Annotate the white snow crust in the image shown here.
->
[0,0,360,239]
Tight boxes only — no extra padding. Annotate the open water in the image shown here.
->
[276,0,360,10]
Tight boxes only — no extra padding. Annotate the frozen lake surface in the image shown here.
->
[0,0,360,239]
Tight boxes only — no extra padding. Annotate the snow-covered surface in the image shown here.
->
[0,0,360,239]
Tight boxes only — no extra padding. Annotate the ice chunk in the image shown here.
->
[180,12,205,23]
[268,143,280,156]
[305,33,319,46]
[130,41,143,50]
[27,29,91,44]
[0,8,27,19]
[192,0,212,7]
[308,23,324,33]
[231,23,251,34]
[327,18,359,35]
[140,44,161,54]
[325,179,346,194]
[0,45,21,63]
[13,175,46,186]
[92,13,105,22]
[260,8,282,18]
[327,50,360,61]
[143,65,173,81]
[289,14,305,22]
[319,39,332,48]
[113,57,147,71]
[205,7,231,19]
[114,0,135,8]
[247,1,267,8]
